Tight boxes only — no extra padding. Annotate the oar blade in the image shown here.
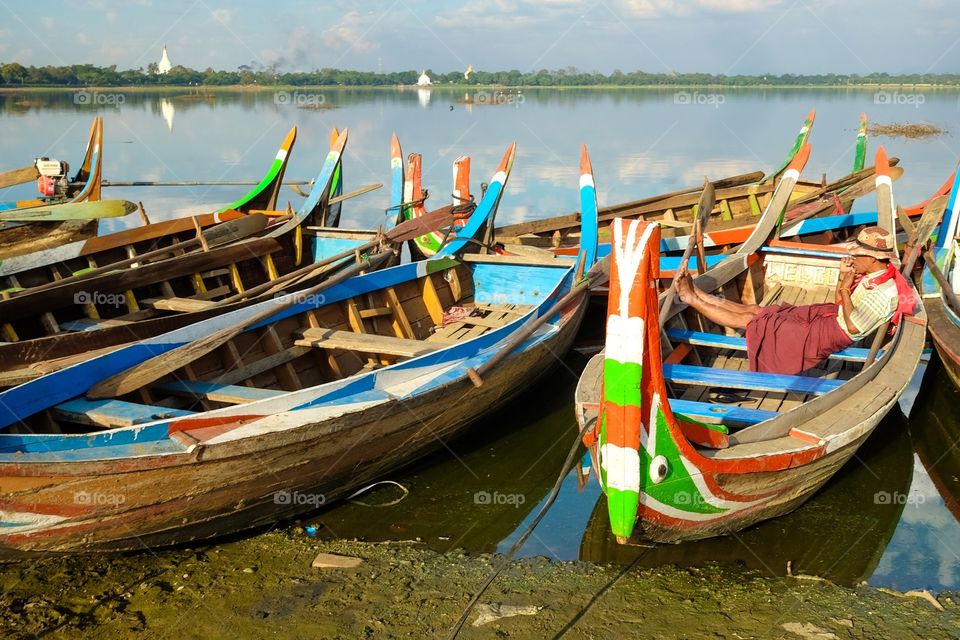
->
[0,199,137,222]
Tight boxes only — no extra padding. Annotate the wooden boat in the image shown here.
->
[0,132,506,387]
[579,410,912,585]
[496,111,881,252]
[574,145,927,542]
[0,145,598,558]
[405,153,476,260]
[918,167,960,389]
[0,117,104,260]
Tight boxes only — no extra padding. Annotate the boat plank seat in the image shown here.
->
[663,363,844,395]
[51,398,194,428]
[58,317,136,332]
[669,398,780,427]
[667,329,875,363]
[295,328,447,358]
[139,297,217,313]
[157,380,284,404]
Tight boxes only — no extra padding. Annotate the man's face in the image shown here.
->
[852,254,879,273]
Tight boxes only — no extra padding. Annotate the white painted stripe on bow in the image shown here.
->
[782,168,800,183]
[600,443,640,492]
[605,314,645,366]
[580,174,595,189]
[0,510,67,533]
[875,175,893,188]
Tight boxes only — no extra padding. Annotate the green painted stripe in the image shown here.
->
[602,359,642,408]
[606,487,640,539]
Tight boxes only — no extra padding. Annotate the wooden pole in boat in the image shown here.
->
[898,205,960,317]
[72,179,318,187]
[659,180,715,326]
[86,250,396,399]
[466,254,601,388]
[0,165,39,189]
[864,198,947,365]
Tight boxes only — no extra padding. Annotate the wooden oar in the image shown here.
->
[780,169,903,236]
[659,180,715,325]
[467,256,604,388]
[74,179,315,187]
[0,165,39,189]
[864,198,947,365]
[221,208,457,305]
[86,250,394,399]
[0,199,138,222]
[20,214,269,296]
[327,182,381,205]
[898,204,960,316]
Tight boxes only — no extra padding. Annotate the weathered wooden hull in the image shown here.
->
[0,219,98,261]
[926,300,960,390]
[0,303,584,558]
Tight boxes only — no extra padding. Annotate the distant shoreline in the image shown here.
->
[1,83,959,92]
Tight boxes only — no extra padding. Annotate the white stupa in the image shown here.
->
[417,70,431,86]
[157,45,172,74]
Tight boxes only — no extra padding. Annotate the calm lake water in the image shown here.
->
[1,88,958,593]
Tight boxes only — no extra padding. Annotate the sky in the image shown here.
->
[0,0,956,75]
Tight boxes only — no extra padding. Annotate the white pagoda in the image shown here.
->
[157,46,172,74]
[417,70,431,86]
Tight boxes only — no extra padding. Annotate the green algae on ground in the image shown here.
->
[0,532,957,639]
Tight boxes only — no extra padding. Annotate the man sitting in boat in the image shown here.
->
[676,227,916,375]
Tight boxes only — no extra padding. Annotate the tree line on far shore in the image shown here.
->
[1,63,958,88]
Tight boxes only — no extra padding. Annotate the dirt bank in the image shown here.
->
[0,531,957,639]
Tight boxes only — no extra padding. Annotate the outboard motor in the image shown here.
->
[35,157,70,198]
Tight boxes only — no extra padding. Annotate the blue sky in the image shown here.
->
[0,0,956,74]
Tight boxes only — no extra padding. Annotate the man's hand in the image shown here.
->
[837,256,855,291]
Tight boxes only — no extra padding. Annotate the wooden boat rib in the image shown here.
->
[0,144,597,558]
[919,164,960,389]
[0,118,104,260]
[575,144,926,542]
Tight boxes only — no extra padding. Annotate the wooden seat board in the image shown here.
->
[663,363,843,395]
[296,328,446,358]
[52,398,194,428]
[157,380,284,404]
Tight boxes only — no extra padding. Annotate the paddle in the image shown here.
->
[0,199,138,222]
[659,180,715,326]
[19,214,270,296]
[863,197,947,365]
[0,165,39,189]
[898,204,960,317]
[220,207,457,305]
[86,249,395,400]
[467,256,606,388]
[780,169,904,236]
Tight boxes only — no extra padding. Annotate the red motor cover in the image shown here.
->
[37,175,57,197]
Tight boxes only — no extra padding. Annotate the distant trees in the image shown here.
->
[0,62,957,87]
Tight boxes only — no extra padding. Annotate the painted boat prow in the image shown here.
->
[217,126,296,214]
[436,142,517,257]
[763,109,815,183]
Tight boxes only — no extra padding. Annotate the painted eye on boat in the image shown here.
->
[650,455,669,484]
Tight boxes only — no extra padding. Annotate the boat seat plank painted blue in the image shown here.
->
[668,398,779,427]
[51,398,194,428]
[663,363,844,395]
[666,329,874,363]
[157,380,284,404]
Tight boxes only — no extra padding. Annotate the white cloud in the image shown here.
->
[211,8,232,25]
[697,0,784,12]
[321,12,379,54]
[76,33,90,45]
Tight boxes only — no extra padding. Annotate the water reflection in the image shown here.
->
[579,413,912,587]
[159,98,175,132]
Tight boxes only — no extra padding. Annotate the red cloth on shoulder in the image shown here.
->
[746,303,853,375]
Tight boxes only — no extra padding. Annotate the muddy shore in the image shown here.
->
[0,531,957,639]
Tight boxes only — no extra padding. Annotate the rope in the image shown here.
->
[444,420,593,639]
[344,480,410,507]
